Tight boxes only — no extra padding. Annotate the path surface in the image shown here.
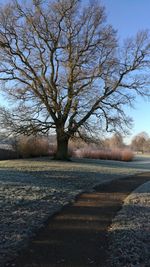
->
[11,172,150,267]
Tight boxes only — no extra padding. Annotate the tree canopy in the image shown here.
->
[0,0,150,159]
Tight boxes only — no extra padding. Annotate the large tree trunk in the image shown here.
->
[54,130,70,160]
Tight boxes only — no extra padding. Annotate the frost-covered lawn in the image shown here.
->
[109,181,150,267]
[0,155,150,266]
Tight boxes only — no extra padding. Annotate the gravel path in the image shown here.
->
[109,179,150,267]
[0,156,150,266]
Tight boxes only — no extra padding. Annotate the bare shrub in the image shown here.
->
[15,137,77,159]
[0,148,17,160]
[16,136,50,158]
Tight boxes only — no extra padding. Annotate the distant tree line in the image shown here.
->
[98,132,150,153]
[0,130,150,161]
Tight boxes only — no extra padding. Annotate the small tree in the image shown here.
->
[0,0,150,160]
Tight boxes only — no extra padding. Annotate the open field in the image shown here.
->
[0,155,150,266]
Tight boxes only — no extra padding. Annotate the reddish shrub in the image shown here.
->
[74,148,134,162]
[120,149,134,161]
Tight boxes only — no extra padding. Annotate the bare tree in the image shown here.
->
[0,0,150,159]
[131,132,150,153]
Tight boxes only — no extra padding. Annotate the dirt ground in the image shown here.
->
[9,172,150,267]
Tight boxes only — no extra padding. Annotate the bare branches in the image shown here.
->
[0,105,55,136]
[0,0,150,145]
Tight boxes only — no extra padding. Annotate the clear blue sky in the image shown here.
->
[101,0,150,141]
